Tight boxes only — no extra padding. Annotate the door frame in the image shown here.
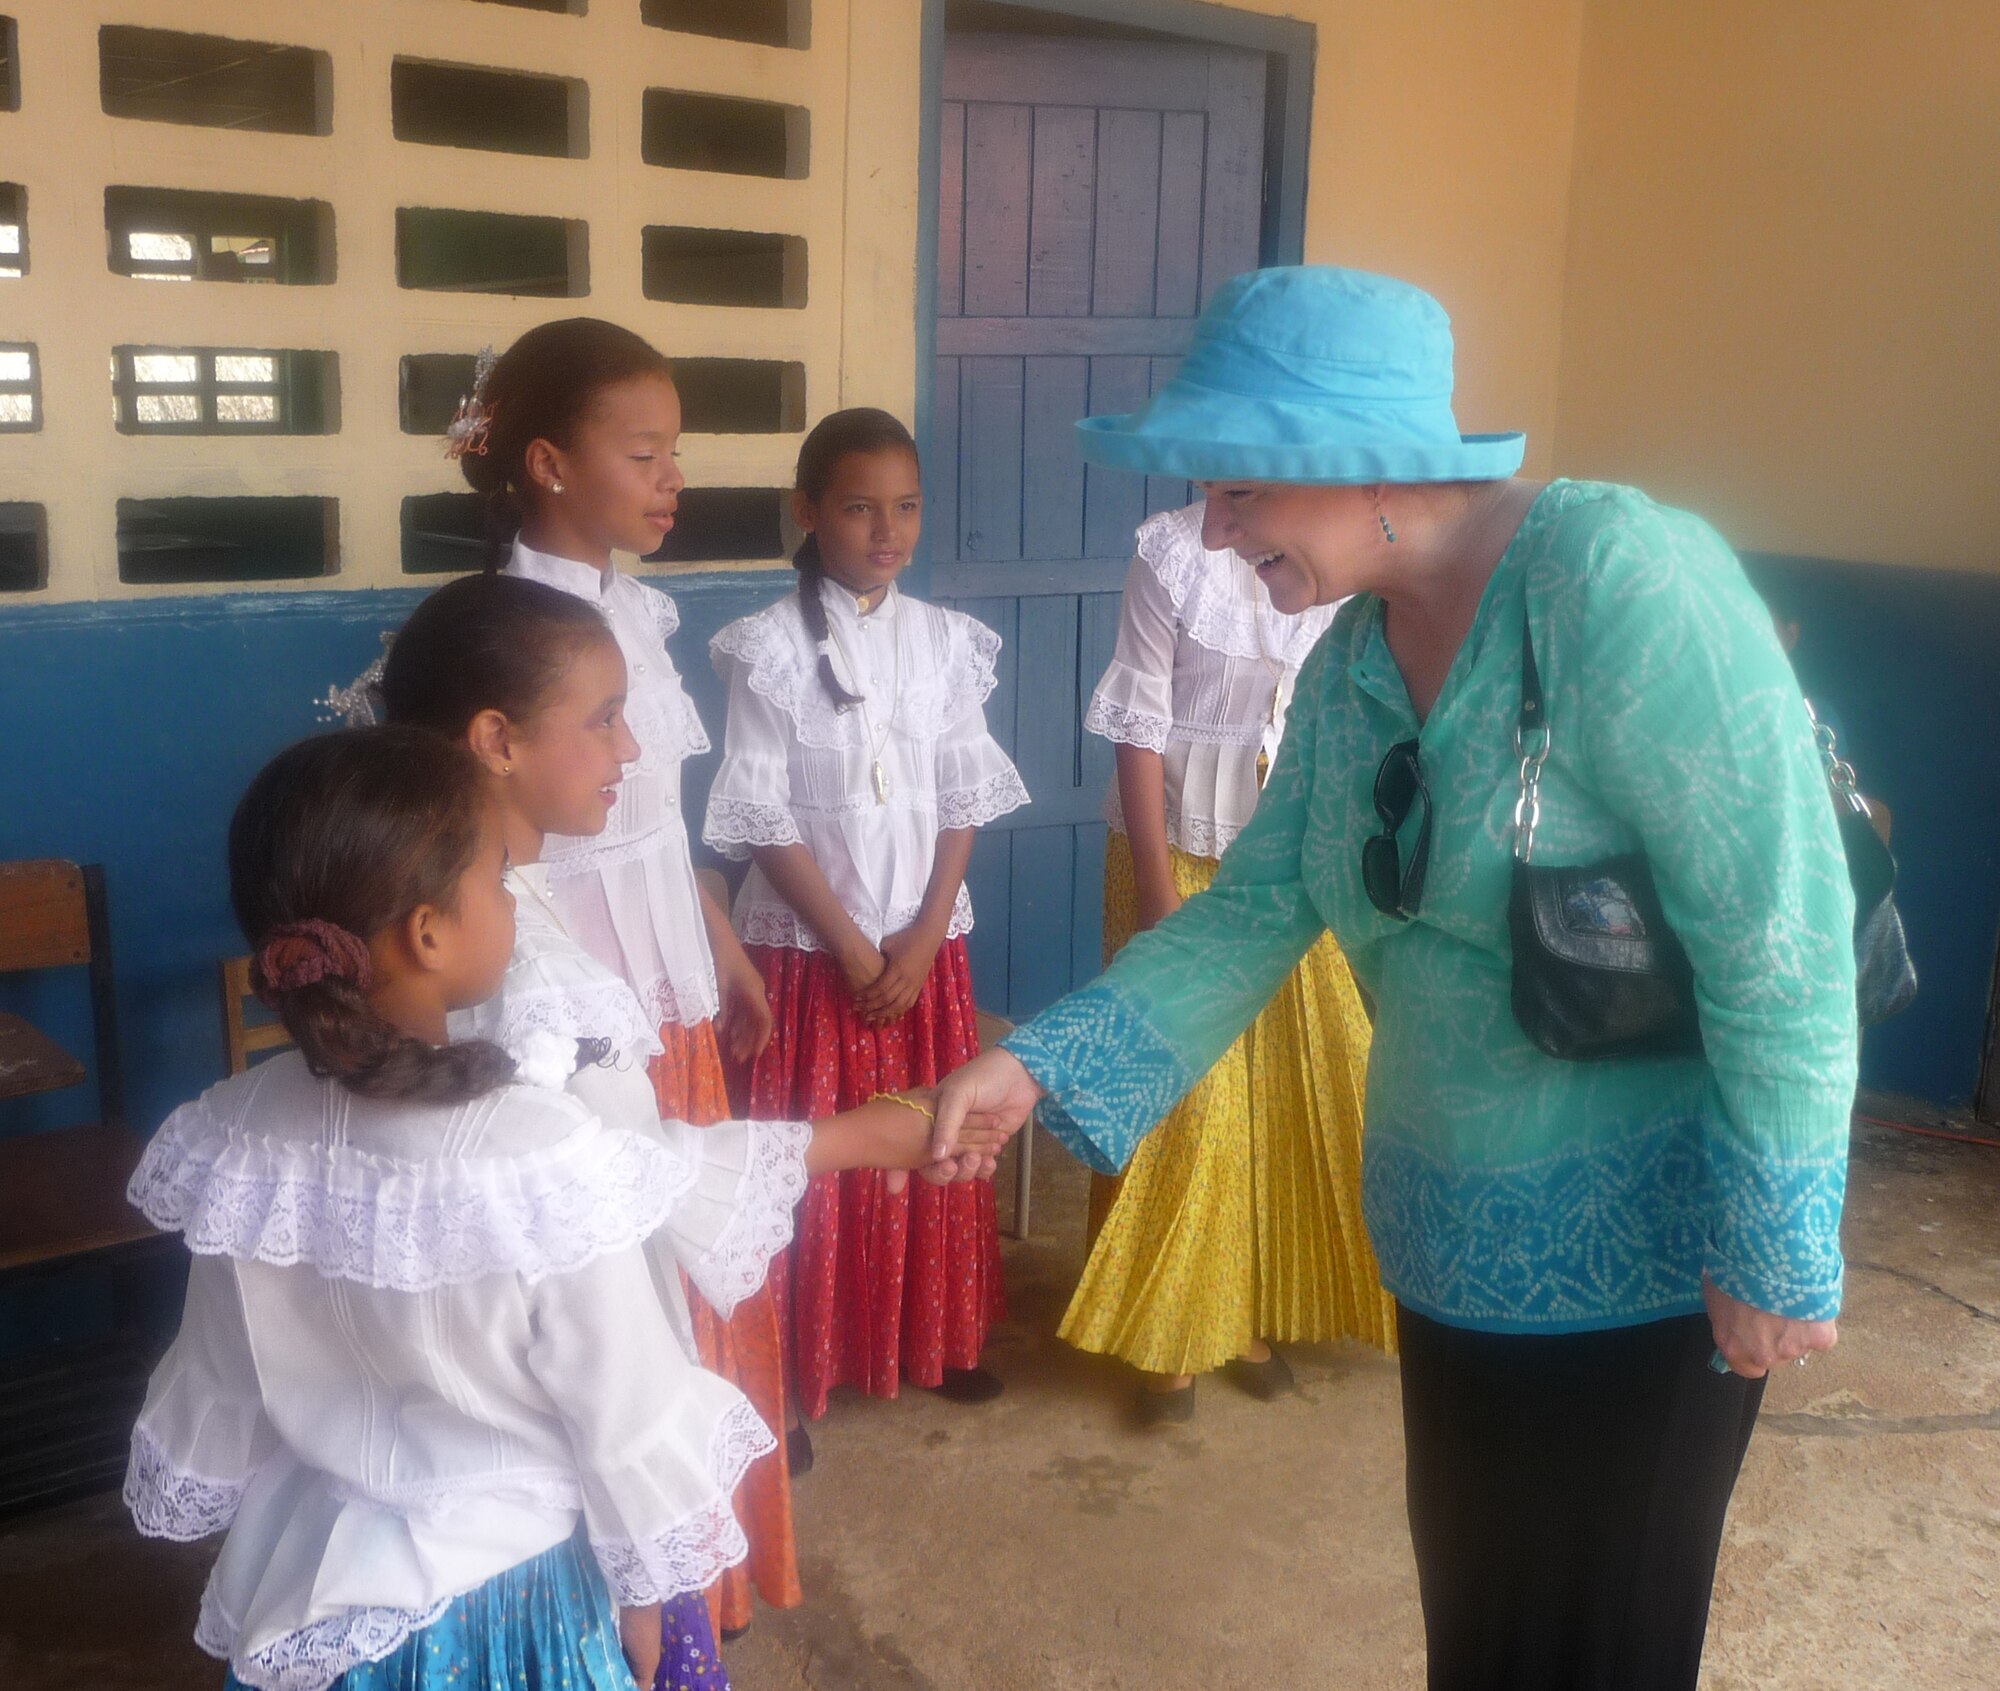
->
[911,0,1316,583]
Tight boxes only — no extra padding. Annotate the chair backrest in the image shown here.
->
[219,954,296,1076]
[974,1009,1014,1052]
[0,859,123,1131]
[0,861,92,975]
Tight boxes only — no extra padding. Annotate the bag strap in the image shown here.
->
[1513,619,1551,861]
[1803,699,1870,817]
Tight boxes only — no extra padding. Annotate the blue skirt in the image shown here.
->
[222,1533,728,1691]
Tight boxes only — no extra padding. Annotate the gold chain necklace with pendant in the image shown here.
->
[825,585,903,805]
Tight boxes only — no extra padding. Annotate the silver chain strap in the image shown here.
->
[1513,719,1550,862]
[1804,699,1869,816]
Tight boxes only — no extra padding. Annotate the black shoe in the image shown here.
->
[786,1422,814,1477]
[929,1366,1005,1405]
[1222,1349,1296,1401]
[721,1623,751,1643]
[1134,1379,1196,1426]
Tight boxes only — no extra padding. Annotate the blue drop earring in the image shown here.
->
[1378,509,1397,544]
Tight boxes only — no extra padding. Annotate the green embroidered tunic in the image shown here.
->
[1008,481,1856,1332]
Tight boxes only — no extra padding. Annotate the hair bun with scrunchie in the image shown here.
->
[251,919,374,1004]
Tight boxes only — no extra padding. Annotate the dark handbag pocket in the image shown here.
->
[1509,856,1704,1061]
[1838,807,1917,1026]
[1809,704,1917,1026]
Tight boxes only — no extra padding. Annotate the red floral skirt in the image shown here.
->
[744,936,1005,1419]
[650,1018,801,1632]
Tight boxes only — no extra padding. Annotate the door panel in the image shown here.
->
[933,33,1266,1018]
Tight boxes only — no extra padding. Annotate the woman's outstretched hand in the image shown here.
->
[932,1048,1045,1166]
[1702,1272,1838,1377]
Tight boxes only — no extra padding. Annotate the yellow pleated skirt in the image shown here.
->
[1059,832,1397,1375]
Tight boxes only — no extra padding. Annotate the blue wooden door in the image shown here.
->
[929,32,1267,1018]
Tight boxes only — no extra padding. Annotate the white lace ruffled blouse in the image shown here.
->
[503,540,720,1030]
[122,1054,808,1691]
[448,860,811,1330]
[702,584,1029,950]
[1086,501,1338,859]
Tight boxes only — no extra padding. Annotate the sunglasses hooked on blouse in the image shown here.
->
[1362,738,1432,920]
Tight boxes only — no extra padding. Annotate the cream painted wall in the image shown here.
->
[0,0,858,601]
[0,0,1588,604]
[1247,0,1587,478]
[1555,0,2000,573]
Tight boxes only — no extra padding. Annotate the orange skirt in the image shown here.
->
[650,1018,802,1632]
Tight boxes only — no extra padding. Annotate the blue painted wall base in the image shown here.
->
[1742,553,2000,1110]
[0,575,777,1148]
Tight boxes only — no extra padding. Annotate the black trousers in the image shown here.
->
[1399,1306,1766,1691]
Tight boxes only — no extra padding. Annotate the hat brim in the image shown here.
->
[1076,409,1525,485]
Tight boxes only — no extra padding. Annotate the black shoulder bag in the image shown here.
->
[1506,619,1917,1061]
[1506,621,1703,1061]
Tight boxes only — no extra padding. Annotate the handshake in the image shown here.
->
[828,1049,1048,1194]
[913,1047,1050,1186]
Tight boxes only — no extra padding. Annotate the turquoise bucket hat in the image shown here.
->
[1075,266,1525,484]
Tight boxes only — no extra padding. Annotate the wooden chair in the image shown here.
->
[219,953,295,1075]
[0,861,138,1269]
[0,860,174,1516]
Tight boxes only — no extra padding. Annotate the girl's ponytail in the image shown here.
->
[790,406,922,711]
[792,532,865,709]
[229,728,517,1106]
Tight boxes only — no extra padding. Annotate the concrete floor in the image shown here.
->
[3,1112,1999,1689]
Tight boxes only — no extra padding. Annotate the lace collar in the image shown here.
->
[130,1058,694,1291]
[455,866,665,1063]
[711,593,999,751]
[1139,504,1335,666]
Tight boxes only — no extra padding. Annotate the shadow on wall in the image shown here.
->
[1744,553,2000,1110]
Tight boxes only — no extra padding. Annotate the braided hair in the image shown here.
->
[229,727,516,1104]
[459,318,674,571]
[791,407,920,709]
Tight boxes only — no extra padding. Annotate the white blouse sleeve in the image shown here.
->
[935,615,1030,831]
[527,1243,777,1604]
[125,1254,278,1542]
[1083,551,1179,752]
[701,648,804,860]
[565,1060,813,1319]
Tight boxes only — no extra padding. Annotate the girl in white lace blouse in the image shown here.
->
[453,318,797,1634]
[704,408,1029,1417]
[1067,500,1395,1423]
[125,727,1002,1691]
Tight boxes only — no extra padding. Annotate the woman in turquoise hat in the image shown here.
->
[936,266,1856,1689]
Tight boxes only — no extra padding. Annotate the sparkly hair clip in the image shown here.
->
[317,633,393,727]
[443,344,499,461]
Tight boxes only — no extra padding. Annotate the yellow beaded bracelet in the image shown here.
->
[869,1090,935,1125]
